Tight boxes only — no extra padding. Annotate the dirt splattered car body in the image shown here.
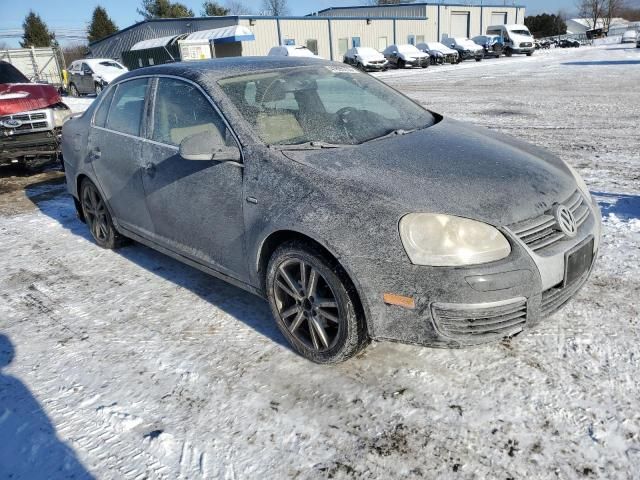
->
[61,57,601,362]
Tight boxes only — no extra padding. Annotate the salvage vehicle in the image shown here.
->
[621,30,638,44]
[447,38,484,61]
[416,42,459,64]
[471,35,504,58]
[486,24,535,56]
[62,57,601,363]
[67,59,128,96]
[382,44,429,68]
[1,60,70,170]
[343,47,389,71]
[559,38,580,48]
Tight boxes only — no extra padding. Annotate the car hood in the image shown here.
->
[359,52,386,62]
[0,82,61,116]
[510,33,533,45]
[400,51,429,60]
[92,66,127,83]
[283,118,576,227]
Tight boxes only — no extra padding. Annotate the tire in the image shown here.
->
[80,179,128,249]
[95,82,103,95]
[69,83,79,97]
[505,48,513,57]
[526,51,533,56]
[266,241,369,363]
[476,57,482,62]
[397,59,405,69]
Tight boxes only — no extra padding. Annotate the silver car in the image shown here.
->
[62,57,601,363]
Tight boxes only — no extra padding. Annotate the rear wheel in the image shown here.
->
[80,179,128,249]
[266,242,368,363]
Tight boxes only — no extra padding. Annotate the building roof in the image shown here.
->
[313,2,526,15]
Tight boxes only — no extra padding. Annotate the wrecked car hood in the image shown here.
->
[284,118,576,227]
[0,83,61,116]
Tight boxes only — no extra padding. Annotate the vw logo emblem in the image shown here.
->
[553,204,577,238]
[1,118,22,128]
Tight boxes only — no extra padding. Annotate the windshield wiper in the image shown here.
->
[362,128,419,144]
[269,141,348,150]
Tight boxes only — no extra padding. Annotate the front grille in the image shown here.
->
[508,190,590,254]
[520,42,533,47]
[0,110,52,134]
[541,271,590,316]
[431,298,527,341]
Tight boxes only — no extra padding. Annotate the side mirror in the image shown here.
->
[179,131,241,162]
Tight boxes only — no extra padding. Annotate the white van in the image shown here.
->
[486,24,535,56]
[621,30,638,44]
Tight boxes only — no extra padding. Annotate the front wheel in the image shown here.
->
[69,83,79,97]
[526,51,534,56]
[476,57,482,62]
[397,59,405,69]
[95,82,103,95]
[80,179,128,249]
[505,48,513,57]
[266,242,369,363]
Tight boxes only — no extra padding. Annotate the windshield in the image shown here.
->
[219,66,435,146]
[98,61,123,69]
[0,62,29,84]
[510,29,531,36]
[398,45,420,54]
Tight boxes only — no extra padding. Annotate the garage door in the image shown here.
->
[490,12,508,25]
[451,12,470,38]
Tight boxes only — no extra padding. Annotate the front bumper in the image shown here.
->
[0,129,61,168]
[363,62,388,71]
[361,192,602,347]
[404,58,429,67]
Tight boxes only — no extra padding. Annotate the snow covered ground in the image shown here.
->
[1,44,639,479]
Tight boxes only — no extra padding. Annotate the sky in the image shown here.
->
[0,0,578,47]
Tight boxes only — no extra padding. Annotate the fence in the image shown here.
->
[0,47,65,87]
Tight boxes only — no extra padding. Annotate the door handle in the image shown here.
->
[143,162,156,176]
[90,148,101,161]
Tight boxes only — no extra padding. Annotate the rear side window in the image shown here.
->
[151,78,227,147]
[106,78,149,137]
[93,86,116,127]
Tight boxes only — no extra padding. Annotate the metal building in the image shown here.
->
[313,3,526,42]
[88,3,526,63]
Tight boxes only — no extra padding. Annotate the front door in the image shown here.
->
[140,77,247,280]
[79,63,95,94]
[89,77,154,236]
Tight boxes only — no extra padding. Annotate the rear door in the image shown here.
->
[140,76,247,279]
[89,77,154,235]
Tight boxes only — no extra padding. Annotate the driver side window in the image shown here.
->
[151,78,229,148]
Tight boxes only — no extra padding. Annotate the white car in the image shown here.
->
[416,42,460,64]
[343,47,389,71]
[382,44,429,69]
[621,30,638,44]
[67,59,128,96]
[268,45,321,58]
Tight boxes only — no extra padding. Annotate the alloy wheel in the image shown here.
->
[273,259,341,352]
[82,183,109,243]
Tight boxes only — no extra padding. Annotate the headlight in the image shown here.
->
[53,108,71,127]
[399,213,511,266]
[564,162,591,200]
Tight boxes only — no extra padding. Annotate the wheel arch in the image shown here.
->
[256,229,370,332]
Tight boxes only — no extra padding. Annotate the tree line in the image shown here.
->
[19,0,287,50]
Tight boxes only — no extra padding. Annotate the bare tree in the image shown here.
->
[576,0,605,28]
[226,0,253,15]
[261,0,289,16]
[602,0,626,30]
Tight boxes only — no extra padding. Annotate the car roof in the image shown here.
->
[115,56,334,83]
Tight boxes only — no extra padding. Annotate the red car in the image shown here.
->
[0,60,71,170]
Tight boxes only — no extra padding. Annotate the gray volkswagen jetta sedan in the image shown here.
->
[62,57,601,363]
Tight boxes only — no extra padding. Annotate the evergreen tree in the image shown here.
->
[201,1,229,16]
[20,11,54,48]
[138,0,195,19]
[88,6,118,43]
